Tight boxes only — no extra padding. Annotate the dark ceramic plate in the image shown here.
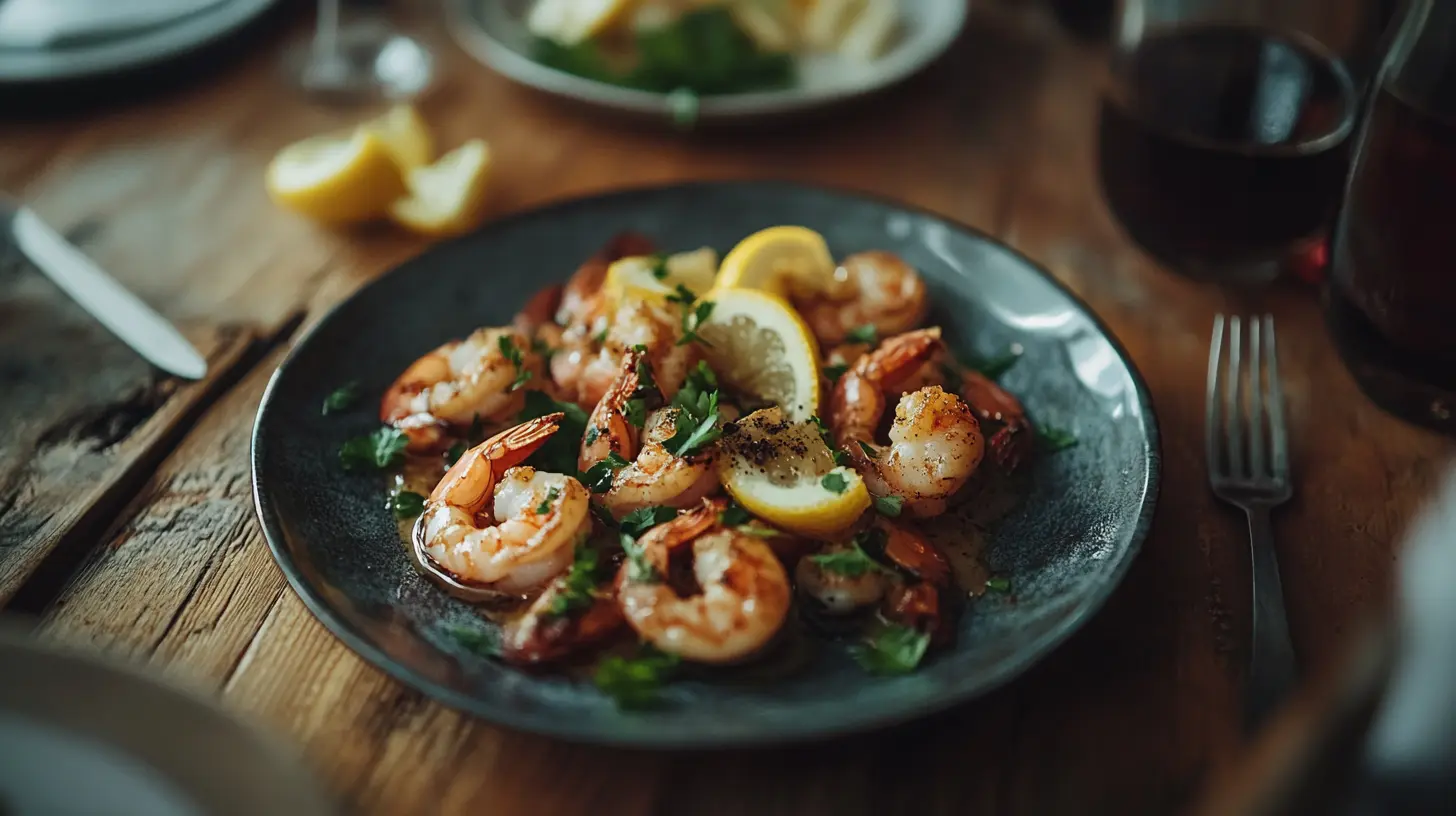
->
[252,181,1160,748]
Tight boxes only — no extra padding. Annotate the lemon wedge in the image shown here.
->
[719,406,870,538]
[266,130,407,225]
[528,0,634,44]
[361,104,434,170]
[388,139,493,238]
[695,287,820,422]
[716,225,836,298]
[604,247,719,304]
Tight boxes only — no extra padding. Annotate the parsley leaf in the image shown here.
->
[498,335,531,391]
[445,441,467,465]
[811,533,889,578]
[625,398,646,429]
[678,300,715,347]
[662,401,722,458]
[873,494,904,517]
[620,532,659,583]
[985,576,1012,593]
[391,490,426,519]
[821,472,848,494]
[584,426,600,446]
[594,645,680,709]
[582,451,631,493]
[846,324,879,345]
[619,506,678,538]
[963,344,1023,380]
[822,363,848,383]
[321,381,360,415]
[1038,426,1078,452]
[536,487,560,515]
[857,440,879,459]
[517,391,591,473]
[340,427,408,471]
[547,545,602,617]
[593,326,609,345]
[443,624,499,657]
[649,253,670,280]
[632,351,660,399]
[718,501,752,528]
[811,415,851,464]
[850,623,930,675]
[665,283,697,306]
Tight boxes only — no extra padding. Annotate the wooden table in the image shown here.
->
[2,3,1448,813]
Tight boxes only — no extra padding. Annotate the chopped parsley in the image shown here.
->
[1038,426,1078,452]
[547,545,602,617]
[390,490,426,519]
[857,440,879,459]
[850,623,930,675]
[873,495,904,518]
[530,336,554,359]
[535,487,561,515]
[339,426,408,471]
[718,501,752,528]
[811,532,890,578]
[822,363,848,383]
[593,326,609,345]
[624,398,646,429]
[846,324,879,345]
[321,381,360,415]
[584,426,600,446]
[593,645,681,709]
[517,390,591,473]
[619,506,678,538]
[666,285,715,347]
[620,532,659,583]
[498,334,531,391]
[821,472,849,494]
[582,451,631,493]
[662,362,722,458]
[810,416,851,466]
[963,344,1023,380]
[985,576,1012,593]
[443,624,499,657]
[445,441,466,465]
[649,253,670,280]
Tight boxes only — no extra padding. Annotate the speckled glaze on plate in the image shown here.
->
[251,181,1160,748]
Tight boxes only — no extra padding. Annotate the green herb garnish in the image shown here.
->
[1038,426,1078,452]
[619,506,678,538]
[649,253,670,280]
[810,532,889,578]
[823,363,848,383]
[620,532,659,583]
[443,624,499,657]
[582,451,631,493]
[718,501,752,527]
[391,490,426,519]
[536,487,561,515]
[548,545,602,617]
[625,398,646,429]
[593,645,681,709]
[821,472,848,494]
[850,623,930,675]
[857,440,879,459]
[498,335,531,391]
[846,324,879,345]
[593,326,609,345]
[339,426,408,471]
[873,494,904,518]
[445,441,467,465]
[321,381,360,415]
[663,401,722,459]
[963,345,1023,380]
[517,390,591,473]
[985,576,1012,593]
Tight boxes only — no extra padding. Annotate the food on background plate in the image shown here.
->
[327,225,1075,707]
[527,1,903,103]
[265,105,493,236]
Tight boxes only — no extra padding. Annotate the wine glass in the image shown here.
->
[283,0,434,104]
[1097,0,1385,283]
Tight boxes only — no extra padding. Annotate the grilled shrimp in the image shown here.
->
[381,327,545,453]
[500,575,625,665]
[793,251,928,347]
[579,348,719,518]
[415,415,591,595]
[557,232,655,331]
[829,329,985,517]
[617,499,792,663]
[796,517,951,613]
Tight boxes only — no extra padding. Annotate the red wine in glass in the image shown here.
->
[1098,25,1360,280]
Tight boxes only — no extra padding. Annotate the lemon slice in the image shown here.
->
[266,130,407,225]
[361,104,434,170]
[604,247,718,304]
[388,139,492,238]
[716,226,836,298]
[528,0,633,44]
[695,287,820,421]
[719,407,870,538]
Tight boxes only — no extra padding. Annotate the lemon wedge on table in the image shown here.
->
[716,226,837,299]
[265,130,407,225]
[695,287,821,422]
[388,140,493,238]
[361,104,434,169]
[719,406,870,538]
[604,247,719,304]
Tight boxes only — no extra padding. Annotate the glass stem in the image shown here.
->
[313,0,341,60]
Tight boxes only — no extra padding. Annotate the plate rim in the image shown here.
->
[442,0,969,120]
[250,178,1162,748]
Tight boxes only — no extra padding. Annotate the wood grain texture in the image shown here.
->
[11,1,1453,814]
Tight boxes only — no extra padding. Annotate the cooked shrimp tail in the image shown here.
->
[956,369,1033,471]
[430,413,562,504]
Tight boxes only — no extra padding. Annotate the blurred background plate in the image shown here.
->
[445,0,968,122]
[0,0,278,85]
[0,629,334,816]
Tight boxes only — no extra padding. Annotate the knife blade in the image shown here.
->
[8,207,208,380]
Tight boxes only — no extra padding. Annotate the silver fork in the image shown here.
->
[1206,314,1297,731]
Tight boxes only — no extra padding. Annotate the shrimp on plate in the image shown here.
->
[500,576,625,665]
[793,250,928,348]
[579,348,720,519]
[830,329,986,518]
[617,499,792,664]
[415,414,591,595]
[381,327,545,454]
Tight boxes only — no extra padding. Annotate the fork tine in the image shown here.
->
[1248,317,1265,478]
[1264,315,1290,478]
[1225,316,1244,479]
[1206,315,1225,475]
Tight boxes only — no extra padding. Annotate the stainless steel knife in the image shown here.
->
[6,206,208,380]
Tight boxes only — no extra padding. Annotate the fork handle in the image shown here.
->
[1245,505,1298,731]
